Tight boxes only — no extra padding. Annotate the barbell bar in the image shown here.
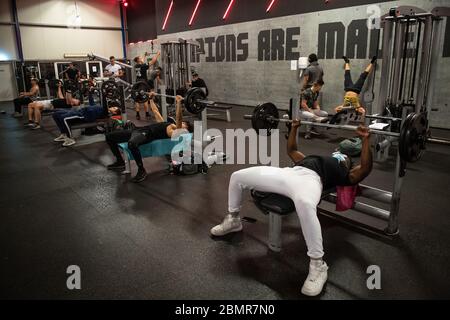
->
[244,102,428,163]
[130,81,212,114]
[243,114,401,138]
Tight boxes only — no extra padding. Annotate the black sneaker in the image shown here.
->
[131,168,147,183]
[107,161,125,170]
[145,113,151,120]
[136,113,141,120]
[343,56,350,63]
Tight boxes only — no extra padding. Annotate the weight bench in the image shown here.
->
[207,105,232,122]
[70,118,109,130]
[118,133,193,174]
[251,188,335,252]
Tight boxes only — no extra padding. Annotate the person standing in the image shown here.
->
[301,53,324,92]
[63,63,80,82]
[104,56,123,78]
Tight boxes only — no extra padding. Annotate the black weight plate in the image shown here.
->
[131,81,150,103]
[101,80,119,99]
[64,79,78,93]
[252,102,279,136]
[108,98,122,109]
[399,113,428,163]
[48,79,62,89]
[185,87,207,114]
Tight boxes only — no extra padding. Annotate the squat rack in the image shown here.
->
[376,6,449,123]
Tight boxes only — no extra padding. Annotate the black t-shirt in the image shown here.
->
[51,98,71,109]
[295,155,352,190]
[139,122,170,139]
[192,78,208,96]
[65,68,79,81]
[135,63,149,82]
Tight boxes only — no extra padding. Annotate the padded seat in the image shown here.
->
[251,188,336,252]
[70,118,109,130]
[251,191,295,215]
[118,133,193,174]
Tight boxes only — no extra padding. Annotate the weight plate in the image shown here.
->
[101,80,119,99]
[185,87,207,114]
[131,81,150,103]
[48,79,62,89]
[252,102,279,136]
[63,79,78,93]
[399,113,428,163]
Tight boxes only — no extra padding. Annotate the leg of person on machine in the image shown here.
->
[211,120,373,296]
[335,56,377,116]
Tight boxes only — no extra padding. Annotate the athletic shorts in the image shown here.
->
[37,99,54,110]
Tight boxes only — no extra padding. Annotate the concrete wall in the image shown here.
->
[129,0,450,128]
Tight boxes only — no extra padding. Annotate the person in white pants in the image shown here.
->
[211,120,373,296]
[300,79,328,139]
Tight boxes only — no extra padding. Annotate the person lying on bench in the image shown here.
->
[52,103,111,147]
[13,78,40,118]
[105,94,193,183]
[25,82,81,129]
[210,120,373,297]
[334,56,377,116]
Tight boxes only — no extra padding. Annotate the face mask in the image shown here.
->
[332,151,348,164]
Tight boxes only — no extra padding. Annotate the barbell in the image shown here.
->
[244,102,428,163]
[130,81,211,115]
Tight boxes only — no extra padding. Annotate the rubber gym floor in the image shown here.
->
[1,101,449,300]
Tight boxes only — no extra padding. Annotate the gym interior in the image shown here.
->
[1,0,450,303]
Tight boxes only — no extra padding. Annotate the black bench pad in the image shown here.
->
[251,190,295,215]
[251,188,337,215]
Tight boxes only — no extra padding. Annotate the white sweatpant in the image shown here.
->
[300,109,328,133]
[228,166,324,259]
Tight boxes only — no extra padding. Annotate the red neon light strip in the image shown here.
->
[162,0,174,30]
[222,0,235,20]
[266,0,276,12]
[189,0,201,26]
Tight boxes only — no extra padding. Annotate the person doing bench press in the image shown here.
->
[12,78,40,118]
[25,81,81,129]
[334,56,377,116]
[52,101,113,147]
[105,94,193,183]
[133,51,161,120]
[211,119,373,297]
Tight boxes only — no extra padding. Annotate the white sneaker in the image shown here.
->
[54,134,68,142]
[62,138,76,147]
[210,214,243,236]
[301,260,329,296]
[314,116,328,123]
[31,124,41,130]
[310,128,320,136]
